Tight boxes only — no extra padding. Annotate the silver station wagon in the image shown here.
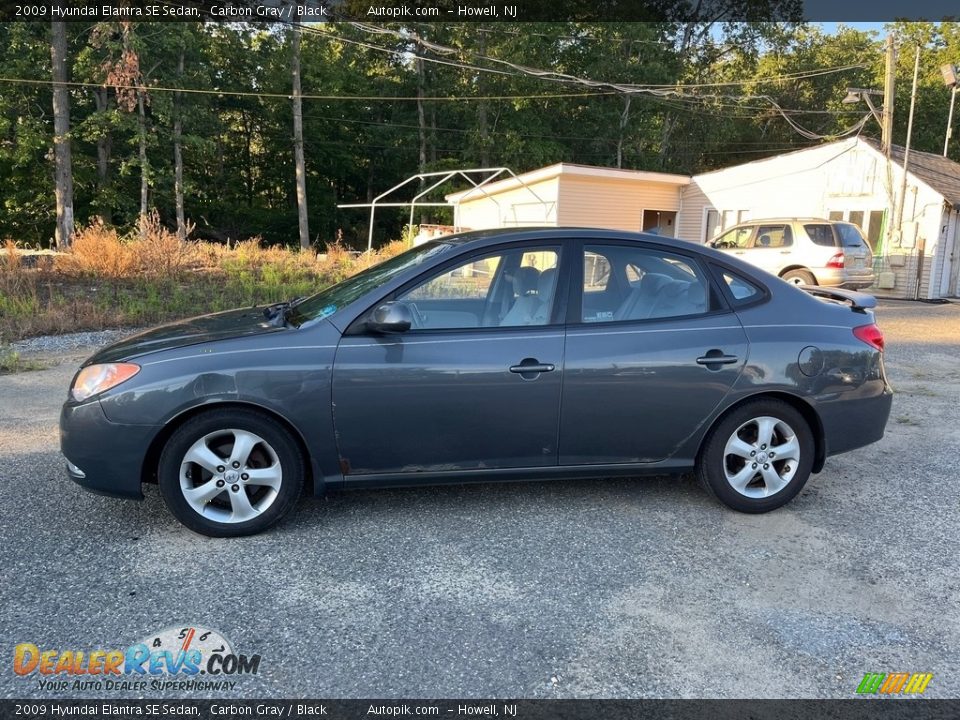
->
[708,218,875,289]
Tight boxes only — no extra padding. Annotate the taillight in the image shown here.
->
[853,324,884,352]
[826,252,845,268]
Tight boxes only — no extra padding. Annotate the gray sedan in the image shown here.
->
[60,228,893,536]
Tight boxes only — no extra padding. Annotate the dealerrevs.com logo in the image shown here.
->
[13,626,262,692]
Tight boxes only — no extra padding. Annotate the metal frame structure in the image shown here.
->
[338,167,551,251]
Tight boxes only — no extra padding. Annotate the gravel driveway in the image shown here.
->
[1,300,958,699]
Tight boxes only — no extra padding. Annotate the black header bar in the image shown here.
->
[2,0,959,23]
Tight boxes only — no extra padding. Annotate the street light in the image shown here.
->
[941,63,958,157]
[842,87,884,127]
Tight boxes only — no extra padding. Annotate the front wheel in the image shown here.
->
[158,408,305,537]
[697,399,814,513]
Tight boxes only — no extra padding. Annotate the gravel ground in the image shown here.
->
[0,299,957,700]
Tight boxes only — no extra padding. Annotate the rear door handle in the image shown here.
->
[696,354,739,366]
[510,361,555,374]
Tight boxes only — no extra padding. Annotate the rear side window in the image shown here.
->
[804,224,836,247]
[836,223,867,247]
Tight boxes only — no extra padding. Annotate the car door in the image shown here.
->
[559,241,749,465]
[331,244,567,476]
[748,223,794,276]
[711,225,755,260]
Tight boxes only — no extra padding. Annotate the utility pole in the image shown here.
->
[882,34,896,155]
[882,34,897,252]
[941,64,958,157]
[896,44,920,252]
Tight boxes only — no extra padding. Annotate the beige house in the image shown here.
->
[445,138,960,299]
[445,163,690,237]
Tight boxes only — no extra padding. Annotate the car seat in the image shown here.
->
[500,266,543,326]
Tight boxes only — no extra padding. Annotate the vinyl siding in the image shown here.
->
[454,178,559,231]
[556,175,682,230]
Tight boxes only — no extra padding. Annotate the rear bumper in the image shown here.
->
[60,400,157,500]
[814,267,876,290]
[819,383,893,458]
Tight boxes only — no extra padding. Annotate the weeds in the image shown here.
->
[0,346,45,374]
[0,222,414,342]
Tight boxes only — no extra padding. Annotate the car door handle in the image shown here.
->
[696,354,739,366]
[509,360,555,374]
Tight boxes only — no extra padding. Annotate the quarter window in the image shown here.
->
[721,272,761,302]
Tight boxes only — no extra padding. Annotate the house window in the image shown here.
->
[703,209,719,243]
[828,211,843,221]
[721,210,748,230]
[849,211,865,230]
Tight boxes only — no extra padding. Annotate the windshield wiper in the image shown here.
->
[262,296,306,324]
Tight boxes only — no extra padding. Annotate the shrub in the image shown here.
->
[55,219,134,278]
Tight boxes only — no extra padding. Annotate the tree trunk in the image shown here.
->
[137,88,148,234]
[476,30,490,167]
[173,37,186,241]
[50,20,74,249]
[616,95,632,169]
[415,39,427,181]
[93,88,113,223]
[291,2,309,251]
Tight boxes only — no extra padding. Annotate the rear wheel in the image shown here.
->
[781,268,815,286]
[158,408,305,537]
[697,399,814,513]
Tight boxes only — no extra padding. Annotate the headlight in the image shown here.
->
[71,363,141,402]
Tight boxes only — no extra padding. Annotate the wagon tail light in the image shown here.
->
[826,252,845,268]
[853,324,884,352]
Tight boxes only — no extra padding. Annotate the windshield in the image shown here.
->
[286,241,455,325]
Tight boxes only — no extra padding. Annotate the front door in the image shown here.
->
[332,245,566,475]
[560,242,748,465]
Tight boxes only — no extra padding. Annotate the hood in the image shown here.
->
[86,307,287,365]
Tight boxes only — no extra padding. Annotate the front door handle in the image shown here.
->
[509,358,555,376]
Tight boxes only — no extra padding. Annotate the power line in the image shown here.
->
[0,75,616,102]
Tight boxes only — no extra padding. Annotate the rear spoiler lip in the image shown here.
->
[796,284,877,313]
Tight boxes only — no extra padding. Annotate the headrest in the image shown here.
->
[640,273,672,296]
[512,266,541,295]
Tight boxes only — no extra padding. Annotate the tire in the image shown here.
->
[158,408,305,537]
[781,268,816,286]
[696,399,815,513]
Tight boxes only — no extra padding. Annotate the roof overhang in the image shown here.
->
[445,162,690,202]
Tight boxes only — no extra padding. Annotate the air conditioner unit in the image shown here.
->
[877,270,897,289]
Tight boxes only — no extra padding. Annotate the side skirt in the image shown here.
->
[338,460,694,492]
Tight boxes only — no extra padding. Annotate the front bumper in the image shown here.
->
[60,400,159,500]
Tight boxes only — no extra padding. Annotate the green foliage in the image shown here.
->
[3,20,960,250]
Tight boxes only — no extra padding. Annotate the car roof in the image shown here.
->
[727,218,848,226]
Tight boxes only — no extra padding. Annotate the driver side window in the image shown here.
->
[397,248,560,330]
[715,226,753,249]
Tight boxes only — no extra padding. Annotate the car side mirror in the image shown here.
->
[367,301,412,333]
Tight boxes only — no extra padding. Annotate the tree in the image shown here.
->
[291,5,309,250]
[50,20,74,248]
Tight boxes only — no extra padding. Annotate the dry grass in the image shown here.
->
[0,222,414,343]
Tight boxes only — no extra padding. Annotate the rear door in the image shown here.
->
[559,241,749,465]
[747,223,794,276]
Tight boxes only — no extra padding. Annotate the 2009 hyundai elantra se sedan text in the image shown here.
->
[60,228,893,536]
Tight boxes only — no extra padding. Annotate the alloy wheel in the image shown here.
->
[722,415,801,498]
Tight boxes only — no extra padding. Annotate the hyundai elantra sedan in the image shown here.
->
[60,228,893,536]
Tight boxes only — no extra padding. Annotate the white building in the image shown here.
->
[446,138,960,299]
